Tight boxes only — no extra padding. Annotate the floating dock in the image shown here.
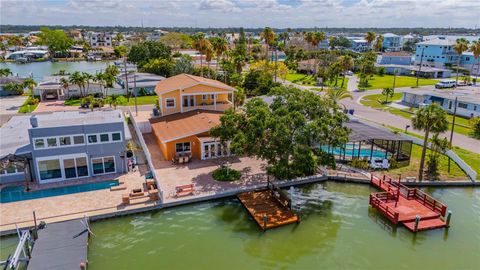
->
[237,181,299,230]
[369,175,449,232]
[27,218,90,270]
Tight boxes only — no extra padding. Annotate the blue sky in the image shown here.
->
[1,0,479,28]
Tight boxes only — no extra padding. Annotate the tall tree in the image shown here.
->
[453,38,470,86]
[210,37,228,79]
[411,104,449,181]
[211,86,349,179]
[69,71,87,97]
[260,27,276,62]
[59,77,70,98]
[364,31,376,50]
[191,32,210,76]
[469,39,480,80]
[22,78,37,99]
[127,40,172,67]
[0,68,12,77]
[326,87,353,111]
[338,55,354,87]
[381,87,394,103]
[374,35,384,52]
[38,27,74,57]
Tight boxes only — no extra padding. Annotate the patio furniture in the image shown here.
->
[122,194,130,204]
[130,188,144,197]
[175,184,195,197]
[146,179,156,190]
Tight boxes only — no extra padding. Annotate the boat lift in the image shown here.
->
[0,226,34,270]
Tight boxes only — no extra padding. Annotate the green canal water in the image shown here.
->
[1,182,479,269]
[0,61,114,81]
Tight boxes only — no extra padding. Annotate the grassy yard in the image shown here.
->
[64,95,158,107]
[385,125,480,180]
[18,96,39,113]
[286,72,349,89]
[360,75,437,90]
[360,93,474,137]
[387,144,467,181]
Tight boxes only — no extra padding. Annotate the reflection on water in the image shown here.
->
[1,183,479,269]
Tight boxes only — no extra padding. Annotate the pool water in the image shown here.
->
[321,146,389,159]
[0,180,119,203]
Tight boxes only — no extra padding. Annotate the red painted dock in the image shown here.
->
[369,175,449,232]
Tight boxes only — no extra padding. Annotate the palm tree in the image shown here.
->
[204,41,214,78]
[3,83,24,95]
[411,103,449,181]
[22,78,37,99]
[0,68,13,77]
[94,72,107,96]
[260,27,275,62]
[210,37,228,79]
[192,32,208,76]
[69,71,87,97]
[374,35,384,52]
[326,87,353,111]
[364,31,376,50]
[59,77,70,98]
[304,31,326,73]
[338,55,354,87]
[453,38,470,86]
[469,39,480,81]
[82,72,94,96]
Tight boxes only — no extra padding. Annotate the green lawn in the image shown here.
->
[385,125,480,180]
[286,72,349,89]
[18,96,39,113]
[64,95,158,107]
[388,144,467,181]
[360,93,474,137]
[360,75,437,90]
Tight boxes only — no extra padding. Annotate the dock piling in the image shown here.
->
[414,215,420,232]
[446,211,452,227]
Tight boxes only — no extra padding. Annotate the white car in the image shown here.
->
[370,158,390,170]
[435,80,456,89]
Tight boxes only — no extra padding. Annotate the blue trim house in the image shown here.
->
[382,33,402,52]
[401,88,480,118]
[0,110,132,185]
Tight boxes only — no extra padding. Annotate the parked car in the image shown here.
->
[370,158,390,170]
[435,80,456,89]
[343,70,353,76]
[80,101,102,109]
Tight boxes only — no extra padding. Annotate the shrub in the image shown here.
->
[350,158,369,170]
[27,97,39,105]
[212,167,241,182]
[470,117,480,139]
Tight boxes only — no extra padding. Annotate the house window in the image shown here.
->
[202,94,207,100]
[34,138,45,149]
[76,157,89,177]
[100,133,109,142]
[166,98,175,108]
[88,134,98,144]
[211,94,215,100]
[92,156,116,175]
[59,136,71,146]
[175,142,191,153]
[47,138,57,147]
[38,159,62,180]
[458,103,468,109]
[112,132,121,141]
[73,135,85,144]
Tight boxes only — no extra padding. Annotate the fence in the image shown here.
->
[128,109,163,202]
[399,133,477,181]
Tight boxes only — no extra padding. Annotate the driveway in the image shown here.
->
[34,100,85,113]
[0,95,27,125]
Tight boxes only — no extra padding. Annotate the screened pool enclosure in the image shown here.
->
[321,121,412,166]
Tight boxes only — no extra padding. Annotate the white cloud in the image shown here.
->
[0,0,479,28]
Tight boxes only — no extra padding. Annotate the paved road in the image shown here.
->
[341,75,480,153]
[0,95,27,125]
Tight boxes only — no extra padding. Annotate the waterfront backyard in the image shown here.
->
[3,183,475,269]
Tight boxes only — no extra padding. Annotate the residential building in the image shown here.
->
[377,52,413,65]
[402,34,415,45]
[382,33,402,52]
[87,32,112,48]
[376,64,452,78]
[116,72,165,95]
[0,76,26,96]
[348,38,370,52]
[5,50,49,61]
[0,110,131,185]
[155,73,235,116]
[147,29,169,41]
[401,88,480,118]
[149,74,236,161]
[414,37,480,73]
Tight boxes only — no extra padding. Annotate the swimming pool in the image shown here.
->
[321,146,389,159]
[0,180,119,203]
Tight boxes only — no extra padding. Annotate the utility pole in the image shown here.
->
[133,71,138,116]
[392,68,397,90]
[123,57,130,101]
[448,97,458,172]
[416,47,425,87]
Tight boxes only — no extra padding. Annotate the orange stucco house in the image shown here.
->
[150,74,236,161]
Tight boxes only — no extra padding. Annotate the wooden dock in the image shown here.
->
[27,218,90,270]
[369,175,449,232]
[237,181,299,230]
